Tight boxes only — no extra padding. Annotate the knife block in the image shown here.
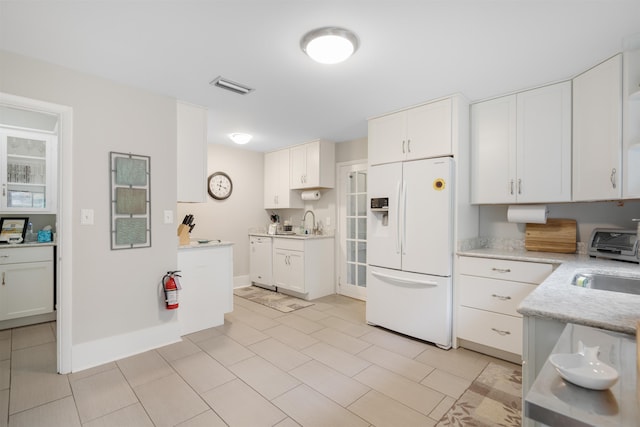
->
[177,224,191,246]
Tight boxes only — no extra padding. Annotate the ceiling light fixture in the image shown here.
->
[229,132,252,145]
[210,76,254,95]
[300,27,359,64]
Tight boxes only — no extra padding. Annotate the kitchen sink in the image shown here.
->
[571,272,640,295]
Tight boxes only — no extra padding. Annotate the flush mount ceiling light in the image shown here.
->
[300,27,359,64]
[229,132,252,145]
[210,76,254,95]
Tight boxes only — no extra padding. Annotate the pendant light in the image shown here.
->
[301,27,359,64]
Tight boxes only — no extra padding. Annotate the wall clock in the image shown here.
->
[207,171,233,200]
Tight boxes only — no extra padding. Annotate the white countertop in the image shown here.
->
[178,239,234,249]
[249,232,334,240]
[458,248,640,335]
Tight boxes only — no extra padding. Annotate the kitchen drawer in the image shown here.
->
[273,238,304,252]
[0,246,53,264]
[457,306,523,355]
[459,275,536,317]
[458,256,552,284]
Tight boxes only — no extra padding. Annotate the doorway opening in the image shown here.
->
[0,93,73,374]
[337,161,367,301]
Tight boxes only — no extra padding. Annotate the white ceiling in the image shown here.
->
[1,1,639,152]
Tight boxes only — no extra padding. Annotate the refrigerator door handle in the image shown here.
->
[395,180,402,255]
[401,179,407,255]
[371,270,439,288]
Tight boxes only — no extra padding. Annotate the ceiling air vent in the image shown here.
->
[209,76,254,95]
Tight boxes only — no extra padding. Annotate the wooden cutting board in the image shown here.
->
[525,218,577,253]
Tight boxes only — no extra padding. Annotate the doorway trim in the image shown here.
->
[335,159,367,301]
[0,92,73,374]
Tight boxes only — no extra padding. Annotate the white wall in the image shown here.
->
[480,200,640,243]
[177,144,265,282]
[0,50,179,368]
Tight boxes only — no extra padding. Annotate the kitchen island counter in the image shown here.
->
[458,248,640,335]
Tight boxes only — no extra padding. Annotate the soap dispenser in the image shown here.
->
[24,222,36,243]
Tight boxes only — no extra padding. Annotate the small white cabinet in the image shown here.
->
[271,237,334,300]
[471,82,572,204]
[264,149,303,209]
[368,97,453,166]
[249,235,272,287]
[572,54,623,201]
[0,245,54,321]
[177,243,233,335]
[290,139,335,189]
[177,101,208,203]
[0,129,57,213]
[457,256,553,358]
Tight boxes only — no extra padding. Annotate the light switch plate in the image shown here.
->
[80,209,94,225]
[164,210,174,224]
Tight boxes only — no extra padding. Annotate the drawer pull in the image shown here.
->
[491,268,511,273]
[0,255,9,258]
[491,328,511,336]
[2,272,4,286]
[491,294,512,301]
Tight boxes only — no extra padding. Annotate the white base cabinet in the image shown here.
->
[456,256,553,357]
[0,245,54,322]
[272,237,334,300]
[177,243,233,335]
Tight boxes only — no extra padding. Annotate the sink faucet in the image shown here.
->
[303,210,316,234]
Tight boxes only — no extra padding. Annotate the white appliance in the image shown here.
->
[366,157,453,348]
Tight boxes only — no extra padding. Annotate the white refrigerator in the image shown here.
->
[366,157,453,348]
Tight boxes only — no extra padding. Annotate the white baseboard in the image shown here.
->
[71,320,182,373]
[234,274,250,288]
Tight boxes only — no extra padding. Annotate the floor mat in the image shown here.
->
[436,362,522,427]
[234,286,314,313]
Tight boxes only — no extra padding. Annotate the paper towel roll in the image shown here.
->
[507,205,548,224]
[301,190,321,201]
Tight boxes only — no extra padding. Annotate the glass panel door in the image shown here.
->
[338,162,367,300]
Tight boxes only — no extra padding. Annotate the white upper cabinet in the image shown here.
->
[471,81,572,204]
[623,48,640,198]
[368,97,452,165]
[0,129,57,213]
[264,149,303,209]
[573,55,623,201]
[290,139,335,189]
[177,101,207,203]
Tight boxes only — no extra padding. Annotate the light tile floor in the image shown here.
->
[0,294,519,427]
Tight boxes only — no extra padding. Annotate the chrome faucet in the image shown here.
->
[303,210,316,234]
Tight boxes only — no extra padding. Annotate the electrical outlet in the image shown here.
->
[164,210,174,224]
[80,209,94,225]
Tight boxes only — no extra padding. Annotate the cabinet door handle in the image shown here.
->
[491,328,511,336]
[2,272,4,286]
[610,168,617,189]
[517,179,522,195]
[402,140,406,154]
[491,267,511,273]
[407,139,411,153]
[491,294,512,301]
[0,255,9,258]
[509,180,514,195]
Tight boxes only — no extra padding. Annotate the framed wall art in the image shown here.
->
[0,217,28,243]
[109,152,151,250]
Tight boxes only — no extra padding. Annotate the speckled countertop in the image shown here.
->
[458,248,640,335]
[249,232,334,240]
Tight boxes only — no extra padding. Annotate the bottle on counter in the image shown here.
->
[25,222,36,243]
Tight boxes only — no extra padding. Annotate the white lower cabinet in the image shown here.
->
[0,245,54,321]
[271,237,334,300]
[456,256,553,358]
[177,244,233,335]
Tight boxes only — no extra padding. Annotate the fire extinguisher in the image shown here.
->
[162,270,181,310]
